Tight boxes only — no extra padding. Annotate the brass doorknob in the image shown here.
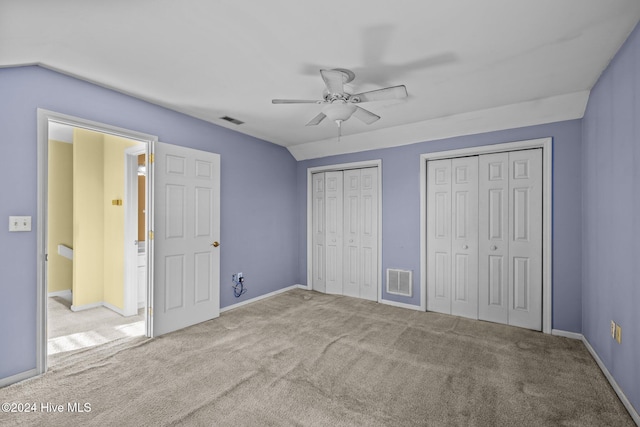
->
[211,241,220,247]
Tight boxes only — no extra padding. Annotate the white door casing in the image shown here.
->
[152,142,220,337]
[137,253,146,308]
[124,145,146,317]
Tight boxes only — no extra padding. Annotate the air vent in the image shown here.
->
[220,116,244,125]
[386,269,412,297]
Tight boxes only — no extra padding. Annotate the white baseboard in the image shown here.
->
[379,298,422,311]
[552,329,639,424]
[220,284,304,313]
[48,289,72,301]
[0,368,38,388]
[70,300,128,317]
[580,336,640,425]
[551,329,583,340]
[103,301,126,316]
[70,301,103,312]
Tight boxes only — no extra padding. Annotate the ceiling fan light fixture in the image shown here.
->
[322,102,357,123]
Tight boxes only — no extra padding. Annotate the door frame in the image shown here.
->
[420,137,552,333]
[124,145,147,316]
[36,109,157,375]
[306,160,383,301]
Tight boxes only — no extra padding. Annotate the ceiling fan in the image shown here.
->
[272,68,407,137]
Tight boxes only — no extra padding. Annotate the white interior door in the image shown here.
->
[342,168,378,301]
[427,159,452,313]
[311,167,378,302]
[478,152,510,324]
[343,169,360,298]
[358,167,378,301]
[428,149,542,330]
[325,171,343,295]
[312,173,326,294]
[152,142,220,337]
[507,149,542,330]
[450,157,479,319]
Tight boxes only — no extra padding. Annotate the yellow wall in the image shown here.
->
[47,140,73,293]
[73,128,105,306]
[102,134,139,309]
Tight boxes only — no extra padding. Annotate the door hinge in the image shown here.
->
[148,153,154,164]
[148,307,153,316]
[149,230,154,240]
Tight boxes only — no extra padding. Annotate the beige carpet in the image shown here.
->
[1,289,633,426]
[47,297,144,358]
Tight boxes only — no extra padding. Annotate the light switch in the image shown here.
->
[9,216,32,232]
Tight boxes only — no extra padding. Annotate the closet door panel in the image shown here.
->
[343,169,361,299]
[479,153,509,324]
[508,149,542,330]
[312,173,326,293]
[427,159,452,314]
[359,167,378,301]
[450,157,479,319]
[325,171,343,294]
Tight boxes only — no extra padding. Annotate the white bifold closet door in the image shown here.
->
[312,168,378,301]
[426,156,479,319]
[427,149,542,330]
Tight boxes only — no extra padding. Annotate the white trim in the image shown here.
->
[220,285,304,313]
[306,160,383,302]
[581,336,640,425]
[36,108,158,380]
[48,289,72,300]
[0,369,38,388]
[103,301,127,316]
[379,298,422,311]
[419,137,553,333]
[551,329,583,340]
[124,145,147,317]
[288,91,588,160]
[70,301,103,312]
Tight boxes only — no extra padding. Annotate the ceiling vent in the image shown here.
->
[220,116,244,125]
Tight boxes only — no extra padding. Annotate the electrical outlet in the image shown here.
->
[9,216,31,232]
[615,324,622,344]
[611,321,616,338]
[237,272,243,280]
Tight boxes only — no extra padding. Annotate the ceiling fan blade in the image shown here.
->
[352,106,380,125]
[272,99,321,104]
[352,85,407,102]
[305,112,327,126]
[320,69,345,94]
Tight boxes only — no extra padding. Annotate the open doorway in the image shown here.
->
[41,113,154,370]
[37,109,221,376]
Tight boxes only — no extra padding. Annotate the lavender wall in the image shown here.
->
[0,66,299,380]
[582,23,640,414]
[297,120,583,332]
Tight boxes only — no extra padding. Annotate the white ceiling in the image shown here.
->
[2,1,639,160]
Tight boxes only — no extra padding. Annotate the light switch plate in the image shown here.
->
[9,216,31,232]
